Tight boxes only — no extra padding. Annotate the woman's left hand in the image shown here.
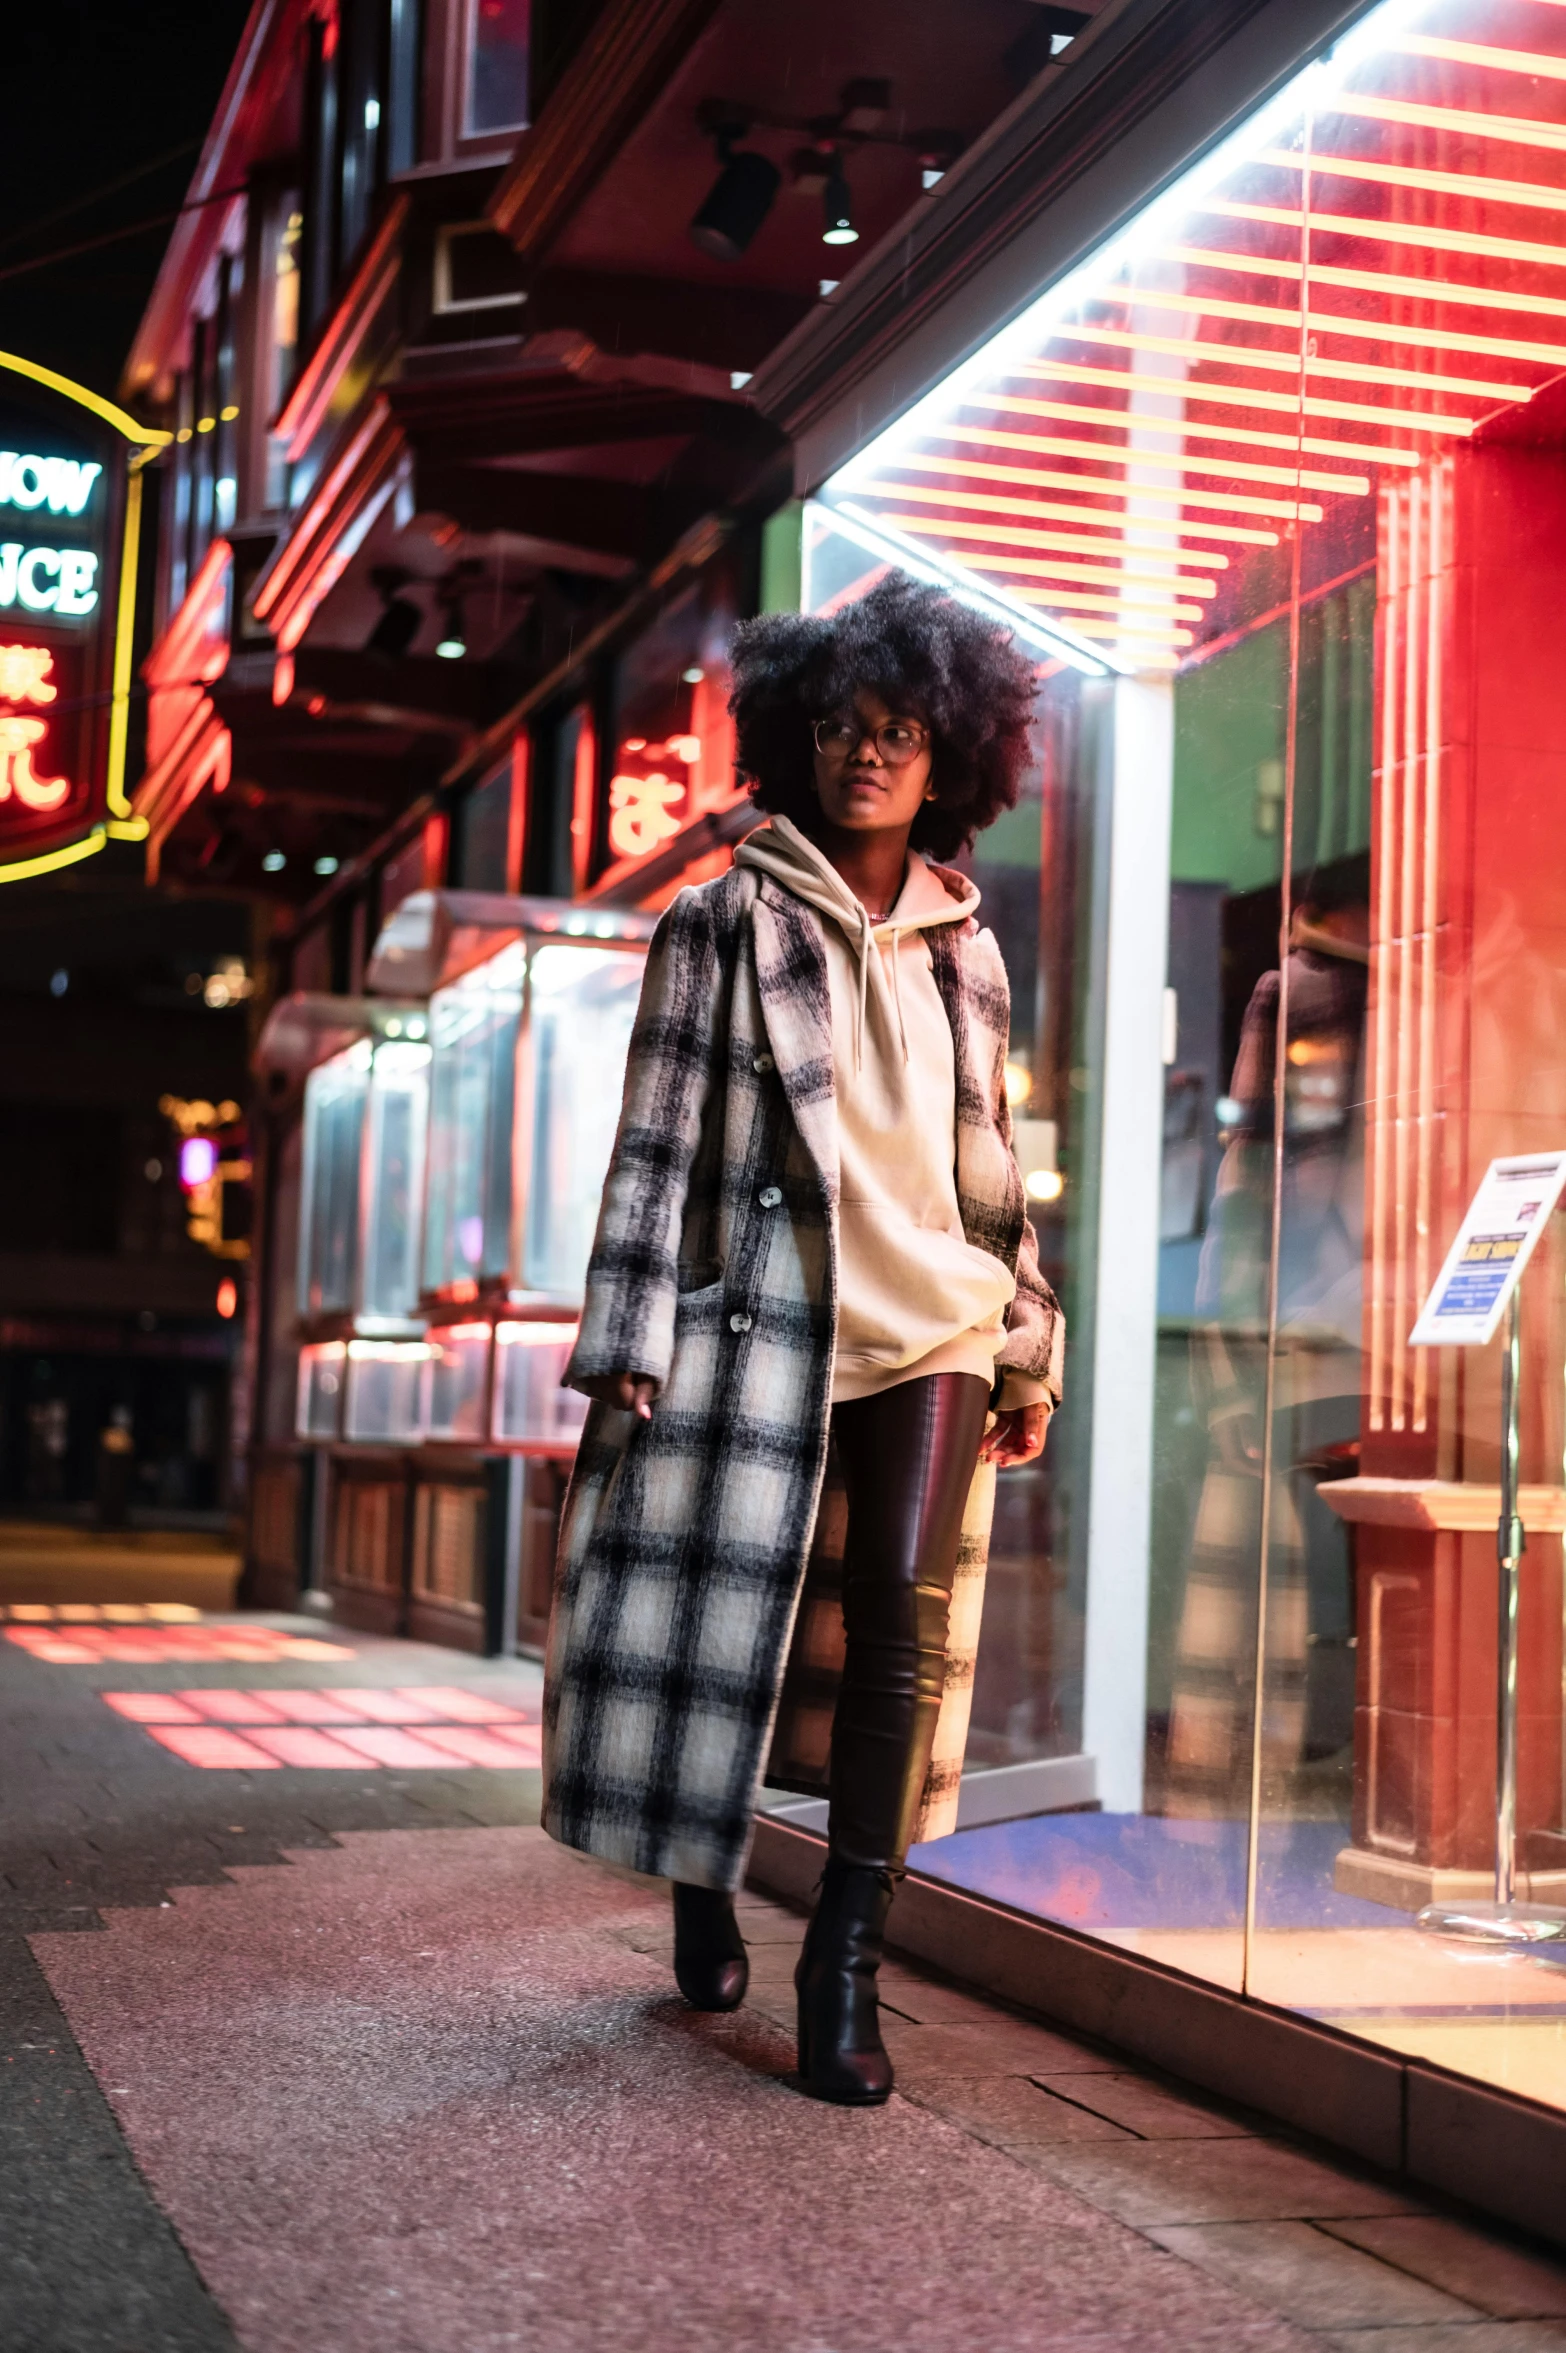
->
[980,1402,1051,1467]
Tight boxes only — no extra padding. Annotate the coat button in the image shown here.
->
[758,1185,782,1208]
[729,1311,752,1333]
[753,1053,774,1073]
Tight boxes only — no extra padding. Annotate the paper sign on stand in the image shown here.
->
[1408,1146,1566,1947]
[1409,1152,1566,1350]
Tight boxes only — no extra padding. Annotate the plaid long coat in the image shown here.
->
[543,862,1064,1893]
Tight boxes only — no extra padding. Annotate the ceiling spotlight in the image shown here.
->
[314,855,340,876]
[368,595,421,661]
[690,111,781,260]
[261,851,286,873]
[367,566,421,662]
[434,582,467,660]
[821,156,858,247]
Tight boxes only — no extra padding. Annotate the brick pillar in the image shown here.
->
[1340,437,1566,1904]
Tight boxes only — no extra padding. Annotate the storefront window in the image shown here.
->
[465,0,530,137]
[600,567,743,888]
[813,0,1566,2096]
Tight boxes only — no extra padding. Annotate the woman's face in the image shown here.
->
[811,691,934,836]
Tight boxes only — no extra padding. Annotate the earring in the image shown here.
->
[924,787,937,802]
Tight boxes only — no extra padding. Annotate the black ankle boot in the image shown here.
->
[672,1882,748,2011]
[795,1859,895,2104]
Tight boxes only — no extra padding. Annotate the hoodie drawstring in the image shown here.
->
[851,908,912,1072]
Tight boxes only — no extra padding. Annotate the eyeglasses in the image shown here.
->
[812,715,930,766]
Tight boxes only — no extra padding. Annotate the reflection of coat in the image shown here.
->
[543,864,1064,1892]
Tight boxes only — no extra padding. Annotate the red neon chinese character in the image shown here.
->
[0,644,57,706]
[0,715,70,810]
[607,770,684,859]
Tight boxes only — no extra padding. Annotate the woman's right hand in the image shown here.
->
[578,1372,658,1421]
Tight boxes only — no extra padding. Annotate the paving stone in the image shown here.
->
[907,2074,1134,2146]
[1148,2221,1477,2328]
[879,1973,1034,2026]
[878,2012,1123,2078]
[1320,2215,1566,2318]
[1313,2326,1566,2351]
[1035,2071,1258,2140]
[1020,2139,1425,2225]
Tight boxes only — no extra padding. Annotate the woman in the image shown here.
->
[544,576,1063,2105]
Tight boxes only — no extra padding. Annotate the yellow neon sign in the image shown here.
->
[0,355,163,878]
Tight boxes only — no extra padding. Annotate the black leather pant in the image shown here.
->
[826,1372,991,1875]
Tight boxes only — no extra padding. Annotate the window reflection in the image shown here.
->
[812,0,1566,2096]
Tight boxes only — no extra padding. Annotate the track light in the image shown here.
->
[690,137,781,261]
[821,156,859,246]
[367,566,421,662]
[434,588,467,660]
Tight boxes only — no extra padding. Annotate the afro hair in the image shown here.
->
[727,574,1036,862]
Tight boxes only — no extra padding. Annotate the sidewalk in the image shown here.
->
[4,1604,1566,2352]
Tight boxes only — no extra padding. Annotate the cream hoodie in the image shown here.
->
[735,815,1039,1406]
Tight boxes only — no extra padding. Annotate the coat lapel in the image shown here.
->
[749,877,839,1208]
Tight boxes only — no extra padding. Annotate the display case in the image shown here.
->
[404,911,650,1310]
[297,1042,370,1317]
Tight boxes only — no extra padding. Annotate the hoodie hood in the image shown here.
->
[735,814,978,1068]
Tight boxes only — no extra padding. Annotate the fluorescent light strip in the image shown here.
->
[966,388,1421,466]
[1205,194,1566,274]
[882,447,1312,523]
[874,523,1216,600]
[867,509,1221,587]
[860,470,1270,546]
[927,562,1205,620]
[1026,604,1194,648]
[1147,261,1566,353]
[1394,31,1566,80]
[1258,142,1566,216]
[824,502,1116,674]
[1328,91,1566,158]
[937,420,1369,496]
[1009,357,1476,435]
[1040,321,1528,401]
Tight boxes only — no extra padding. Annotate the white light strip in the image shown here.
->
[821,501,1117,675]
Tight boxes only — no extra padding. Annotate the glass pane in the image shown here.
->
[424,1324,492,1442]
[1249,0,1566,2117]
[298,1045,370,1315]
[344,1340,428,1441]
[493,1320,586,1445]
[522,945,644,1296]
[810,48,1320,1992]
[360,1040,430,1320]
[421,941,523,1295]
[465,0,530,136]
[295,1342,346,1439]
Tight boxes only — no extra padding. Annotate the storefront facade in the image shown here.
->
[126,0,1566,2226]
[746,0,1566,2239]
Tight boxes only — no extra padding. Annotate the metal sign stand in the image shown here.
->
[1418,1291,1566,1946]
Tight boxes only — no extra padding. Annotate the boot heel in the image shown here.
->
[672,1883,748,2011]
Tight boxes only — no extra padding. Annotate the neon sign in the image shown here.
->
[0,453,100,515]
[0,644,68,809]
[606,732,701,860]
[0,352,169,882]
[0,544,97,615]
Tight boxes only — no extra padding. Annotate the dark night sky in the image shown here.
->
[0,0,255,403]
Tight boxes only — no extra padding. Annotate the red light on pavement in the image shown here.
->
[216,1276,238,1318]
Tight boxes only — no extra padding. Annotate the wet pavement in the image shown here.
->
[4,1592,1566,2353]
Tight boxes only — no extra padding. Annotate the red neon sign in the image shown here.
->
[0,644,69,811]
